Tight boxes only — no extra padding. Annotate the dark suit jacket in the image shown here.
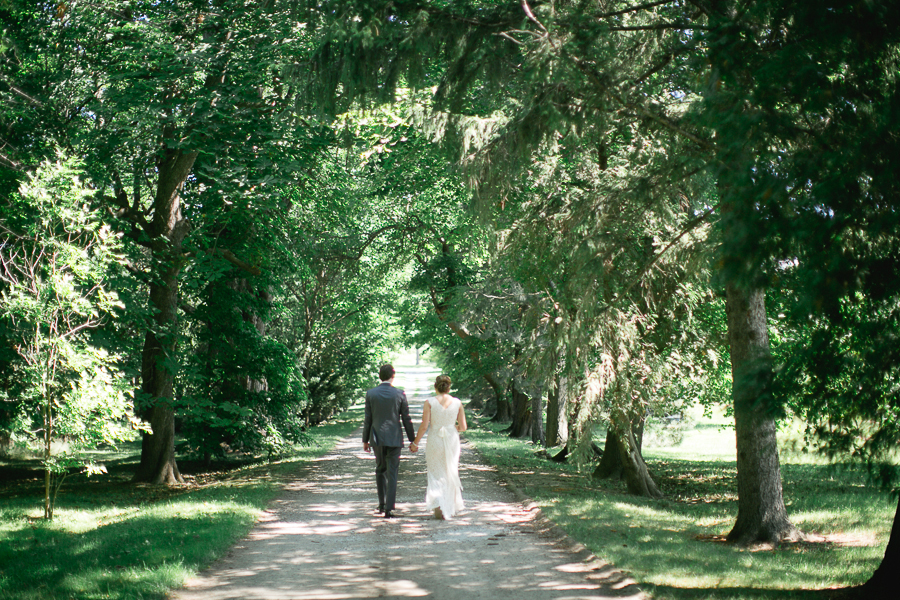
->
[363,382,415,447]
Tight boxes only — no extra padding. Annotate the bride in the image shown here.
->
[410,374,467,519]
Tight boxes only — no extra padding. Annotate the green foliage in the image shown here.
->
[687,0,900,488]
[0,156,138,518]
[179,275,309,459]
[1,0,397,468]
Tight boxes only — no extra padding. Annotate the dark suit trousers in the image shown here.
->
[373,445,402,511]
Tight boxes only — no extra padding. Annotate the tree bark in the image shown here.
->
[236,280,272,395]
[485,371,510,421]
[133,146,197,484]
[546,380,560,447]
[614,421,661,498]
[507,381,532,438]
[594,407,645,477]
[594,413,658,498]
[546,374,569,447]
[491,391,512,422]
[531,388,545,446]
[725,284,799,544]
[593,428,623,480]
[861,495,900,598]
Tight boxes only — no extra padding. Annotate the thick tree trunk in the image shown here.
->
[594,407,645,478]
[725,284,799,544]
[133,146,196,485]
[614,423,661,498]
[546,383,560,446]
[594,430,621,478]
[861,495,900,598]
[237,281,272,395]
[507,382,532,438]
[491,394,512,422]
[594,416,658,498]
[485,372,510,421]
[593,428,623,479]
[133,269,184,484]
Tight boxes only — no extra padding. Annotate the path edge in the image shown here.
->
[464,439,649,599]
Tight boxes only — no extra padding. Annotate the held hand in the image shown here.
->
[363,442,370,453]
[409,442,418,453]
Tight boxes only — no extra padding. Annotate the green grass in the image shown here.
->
[466,416,894,600]
[0,405,363,600]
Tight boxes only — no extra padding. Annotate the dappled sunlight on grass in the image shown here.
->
[466,414,893,600]
[0,410,363,600]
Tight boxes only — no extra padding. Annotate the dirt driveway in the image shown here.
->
[171,363,645,600]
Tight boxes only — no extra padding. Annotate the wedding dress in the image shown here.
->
[424,396,464,519]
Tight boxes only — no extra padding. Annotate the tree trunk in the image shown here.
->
[725,284,799,544]
[133,271,184,484]
[491,393,512,422]
[546,382,560,447]
[594,407,645,478]
[546,374,568,447]
[43,399,51,519]
[486,371,510,421]
[133,145,196,485]
[861,495,900,598]
[237,281,272,395]
[594,405,657,497]
[614,422,661,498]
[531,389,545,446]
[593,428,623,480]
[507,382,532,438]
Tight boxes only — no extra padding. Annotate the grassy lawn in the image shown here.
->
[0,405,363,600]
[465,412,894,600]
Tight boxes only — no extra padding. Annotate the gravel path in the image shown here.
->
[171,364,646,600]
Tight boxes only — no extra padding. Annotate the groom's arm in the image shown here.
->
[363,392,373,450]
[399,392,415,442]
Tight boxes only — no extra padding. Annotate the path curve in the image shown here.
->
[171,363,645,600]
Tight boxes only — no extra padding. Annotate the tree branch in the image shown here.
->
[209,248,262,276]
[607,23,708,32]
[596,0,679,20]
[616,202,720,304]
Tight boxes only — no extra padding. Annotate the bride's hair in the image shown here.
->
[434,375,452,393]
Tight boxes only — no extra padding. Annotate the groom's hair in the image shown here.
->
[379,364,395,381]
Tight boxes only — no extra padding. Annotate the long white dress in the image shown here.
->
[424,396,464,518]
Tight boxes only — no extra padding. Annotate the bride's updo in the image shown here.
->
[435,375,452,394]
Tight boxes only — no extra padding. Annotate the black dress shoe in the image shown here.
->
[384,511,396,518]
[376,505,384,514]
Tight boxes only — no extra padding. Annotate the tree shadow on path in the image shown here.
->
[173,361,647,600]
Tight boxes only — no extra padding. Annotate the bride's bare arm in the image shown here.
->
[412,402,431,448]
[456,404,467,433]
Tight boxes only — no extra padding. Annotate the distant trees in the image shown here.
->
[308,0,900,573]
[0,2,409,486]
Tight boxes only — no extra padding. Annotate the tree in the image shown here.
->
[307,0,722,497]
[0,156,136,518]
[690,0,900,581]
[1,1,325,483]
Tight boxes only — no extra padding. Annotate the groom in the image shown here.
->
[363,364,415,518]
